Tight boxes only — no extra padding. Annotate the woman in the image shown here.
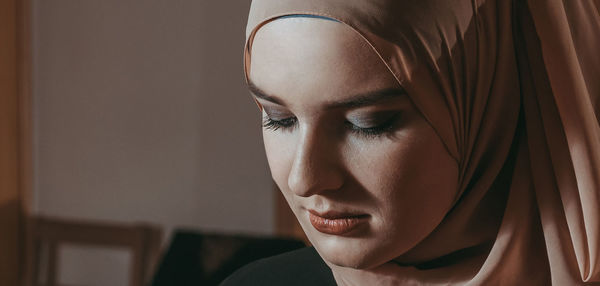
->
[223,0,600,285]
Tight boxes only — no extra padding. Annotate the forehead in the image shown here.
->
[248,18,399,108]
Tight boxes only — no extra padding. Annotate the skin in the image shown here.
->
[248,18,459,271]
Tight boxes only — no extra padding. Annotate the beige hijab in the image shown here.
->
[243,0,600,284]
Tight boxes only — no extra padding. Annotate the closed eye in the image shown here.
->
[346,113,400,139]
[262,113,400,139]
[262,116,298,131]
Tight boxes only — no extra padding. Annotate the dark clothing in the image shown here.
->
[151,231,306,286]
[220,247,337,286]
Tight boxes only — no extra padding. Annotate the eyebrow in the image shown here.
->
[247,80,407,109]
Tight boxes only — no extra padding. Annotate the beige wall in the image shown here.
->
[32,1,273,284]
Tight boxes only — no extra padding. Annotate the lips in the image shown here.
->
[308,209,369,235]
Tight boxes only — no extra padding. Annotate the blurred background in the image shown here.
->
[1,1,305,285]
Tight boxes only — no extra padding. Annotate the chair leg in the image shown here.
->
[30,236,41,286]
[46,242,57,286]
[131,247,144,286]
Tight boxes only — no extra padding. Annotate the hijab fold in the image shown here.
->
[244,0,600,284]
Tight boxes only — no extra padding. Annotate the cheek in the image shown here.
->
[347,125,458,249]
[385,139,458,223]
[352,123,458,206]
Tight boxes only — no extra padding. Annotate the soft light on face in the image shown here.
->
[248,17,459,269]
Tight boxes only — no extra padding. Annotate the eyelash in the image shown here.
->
[262,117,297,132]
[261,116,398,139]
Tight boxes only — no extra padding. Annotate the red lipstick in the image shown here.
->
[308,210,369,235]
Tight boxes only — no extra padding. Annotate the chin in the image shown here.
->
[311,235,392,270]
[326,255,376,269]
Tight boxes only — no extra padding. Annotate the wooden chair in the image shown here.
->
[29,216,162,286]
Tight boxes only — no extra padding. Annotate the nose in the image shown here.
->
[287,127,344,197]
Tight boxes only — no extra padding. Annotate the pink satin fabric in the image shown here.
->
[243,0,600,284]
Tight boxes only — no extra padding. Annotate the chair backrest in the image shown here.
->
[29,216,162,286]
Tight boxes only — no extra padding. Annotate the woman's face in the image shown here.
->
[248,18,459,269]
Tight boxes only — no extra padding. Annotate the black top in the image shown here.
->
[220,247,337,286]
[151,231,306,286]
